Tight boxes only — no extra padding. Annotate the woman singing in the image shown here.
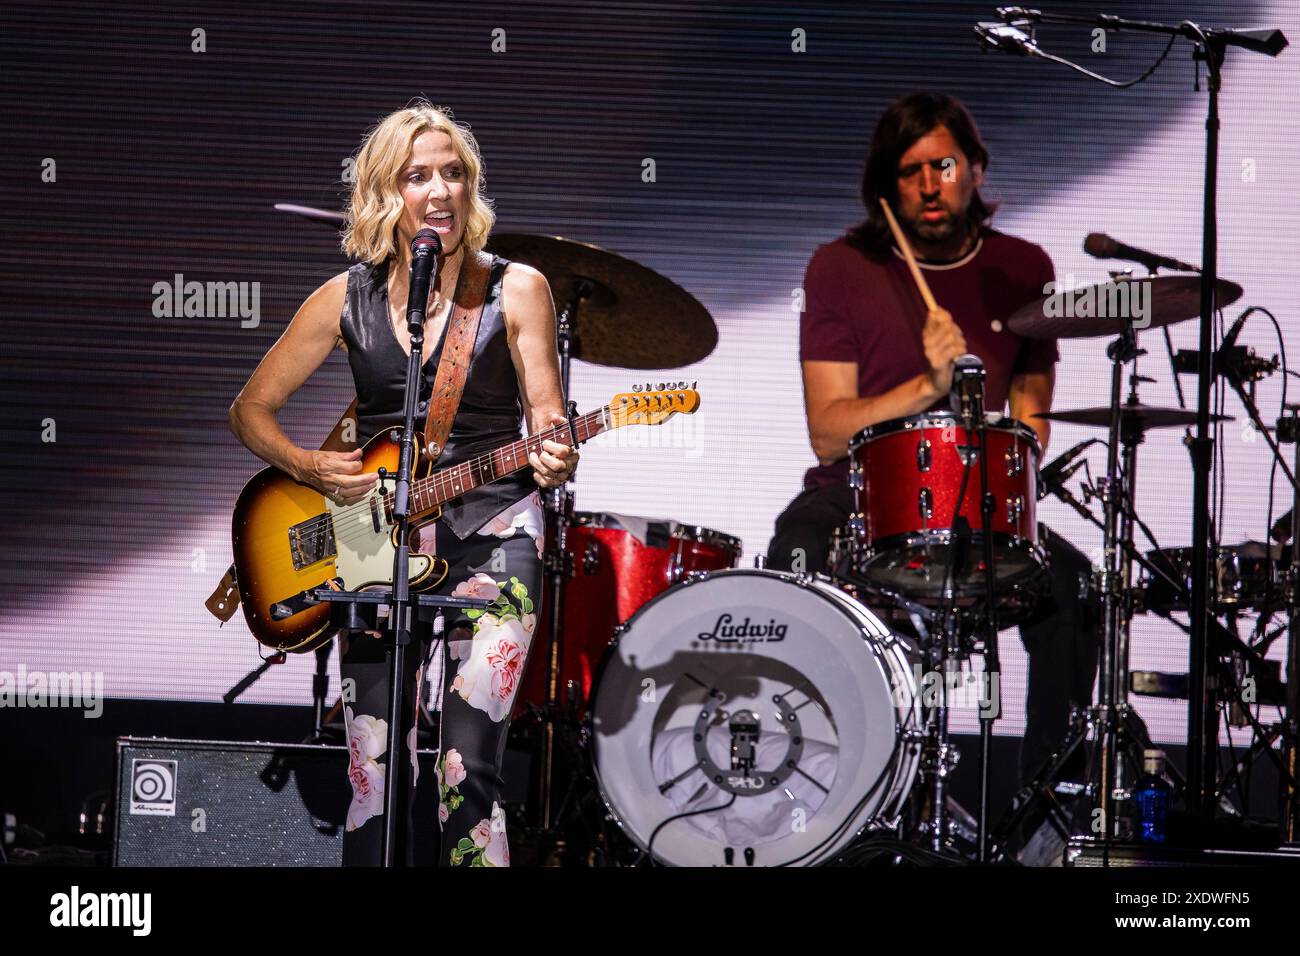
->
[229,101,577,866]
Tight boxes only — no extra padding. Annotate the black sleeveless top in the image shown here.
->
[339,255,533,538]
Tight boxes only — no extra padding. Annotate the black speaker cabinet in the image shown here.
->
[113,737,440,866]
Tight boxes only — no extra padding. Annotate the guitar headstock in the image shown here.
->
[607,387,701,428]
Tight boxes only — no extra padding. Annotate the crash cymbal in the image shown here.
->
[485,233,716,369]
[1006,275,1244,339]
[268,216,718,369]
[1035,403,1233,431]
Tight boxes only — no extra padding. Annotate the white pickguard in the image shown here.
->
[327,494,433,588]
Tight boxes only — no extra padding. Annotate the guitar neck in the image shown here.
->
[406,406,610,517]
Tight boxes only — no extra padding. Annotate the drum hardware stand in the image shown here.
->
[1187,320,1300,836]
[993,0,1290,830]
[532,276,593,850]
[1275,406,1300,840]
[1073,324,1153,844]
[965,365,1003,863]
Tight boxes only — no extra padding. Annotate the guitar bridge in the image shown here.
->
[289,516,337,571]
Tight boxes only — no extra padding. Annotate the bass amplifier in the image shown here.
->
[112,736,440,866]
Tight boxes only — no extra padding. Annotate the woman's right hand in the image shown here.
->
[295,447,378,505]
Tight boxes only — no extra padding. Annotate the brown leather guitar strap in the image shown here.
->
[207,254,491,622]
[422,250,491,462]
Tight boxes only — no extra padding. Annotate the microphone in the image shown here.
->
[974,21,1040,56]
[407,228,442,330]
[1219,308,1249,357]
[1083,233,1199,274]
[1038,437,1100,499]
[1173,309,1276,384]
[950,353,986,423]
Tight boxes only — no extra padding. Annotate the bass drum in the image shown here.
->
[589,569,921,867]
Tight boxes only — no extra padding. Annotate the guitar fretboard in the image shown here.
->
[385,406,610,520]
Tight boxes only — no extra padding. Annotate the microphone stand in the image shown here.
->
[372,235,440,866]
[963,370,1002,863]
[989,1,1290,826]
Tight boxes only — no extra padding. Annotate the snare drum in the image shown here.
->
[848,411,1045,608]
[516,512,743,713]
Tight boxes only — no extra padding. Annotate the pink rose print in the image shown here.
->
[452,573,501,603]
[485,803,510,868]
[470,820,492,849]
[453,616,533,721]
[346,707,387,768]
[443,748,467,788]
[408,724,420,787]
[452,803,510,867]
[344,706,389,831]
[345,759,385,832]
[487,639,524,703]
[478,493,545,557]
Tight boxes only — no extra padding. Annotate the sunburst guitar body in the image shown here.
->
[230,388,699,652]
[231,431,447,653]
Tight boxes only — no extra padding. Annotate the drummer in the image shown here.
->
[766,91,1096,782]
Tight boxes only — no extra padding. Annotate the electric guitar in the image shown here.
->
[231,388,699,652]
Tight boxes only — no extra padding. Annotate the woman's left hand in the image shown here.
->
[529,413,580,488]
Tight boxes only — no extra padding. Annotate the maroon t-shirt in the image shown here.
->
[800,229,1058,490]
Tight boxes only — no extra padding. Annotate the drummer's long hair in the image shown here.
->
[847,92,996,258]
[343,100,495,264]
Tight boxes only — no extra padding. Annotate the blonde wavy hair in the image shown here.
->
[342,101,495,264]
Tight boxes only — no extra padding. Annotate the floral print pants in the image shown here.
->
[339,493,544,867]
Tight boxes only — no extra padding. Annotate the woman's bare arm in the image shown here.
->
[502,262,579,487]
[228,271,377,503]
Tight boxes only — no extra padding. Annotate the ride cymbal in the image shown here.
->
[1007,275,1244,339]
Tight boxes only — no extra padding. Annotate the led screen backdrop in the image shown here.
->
[2,1,1298,745]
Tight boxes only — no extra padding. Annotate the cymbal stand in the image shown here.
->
[534,279,593,839]
[1272,407,1300,839]
[1086,325,1155,841]
[1204,331,1300,834]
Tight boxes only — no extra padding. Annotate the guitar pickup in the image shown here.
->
[288,517,336,571]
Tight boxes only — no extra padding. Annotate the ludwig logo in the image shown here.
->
[130,759,177,816]
[697,613,788,643]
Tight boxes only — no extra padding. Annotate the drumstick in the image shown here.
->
[878,197,938,313]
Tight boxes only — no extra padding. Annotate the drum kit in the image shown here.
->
[279,201,1298,865]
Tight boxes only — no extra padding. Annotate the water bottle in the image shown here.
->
[1135,749,1171,844]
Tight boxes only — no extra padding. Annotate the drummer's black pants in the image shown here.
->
[767,483,1100,785]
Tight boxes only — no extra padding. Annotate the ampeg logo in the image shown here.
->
[130,759,177,816]
[697,613,788,643]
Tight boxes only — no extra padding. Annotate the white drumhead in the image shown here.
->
[590,569,919,867]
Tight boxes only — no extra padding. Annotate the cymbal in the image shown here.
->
[1035,403,1233,430]
[1006,275,1243,339]
[485,233,717,369]
[269,210,718,369]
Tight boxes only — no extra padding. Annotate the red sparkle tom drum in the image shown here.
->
[847,410,1045,608]
[517,512,743,713]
